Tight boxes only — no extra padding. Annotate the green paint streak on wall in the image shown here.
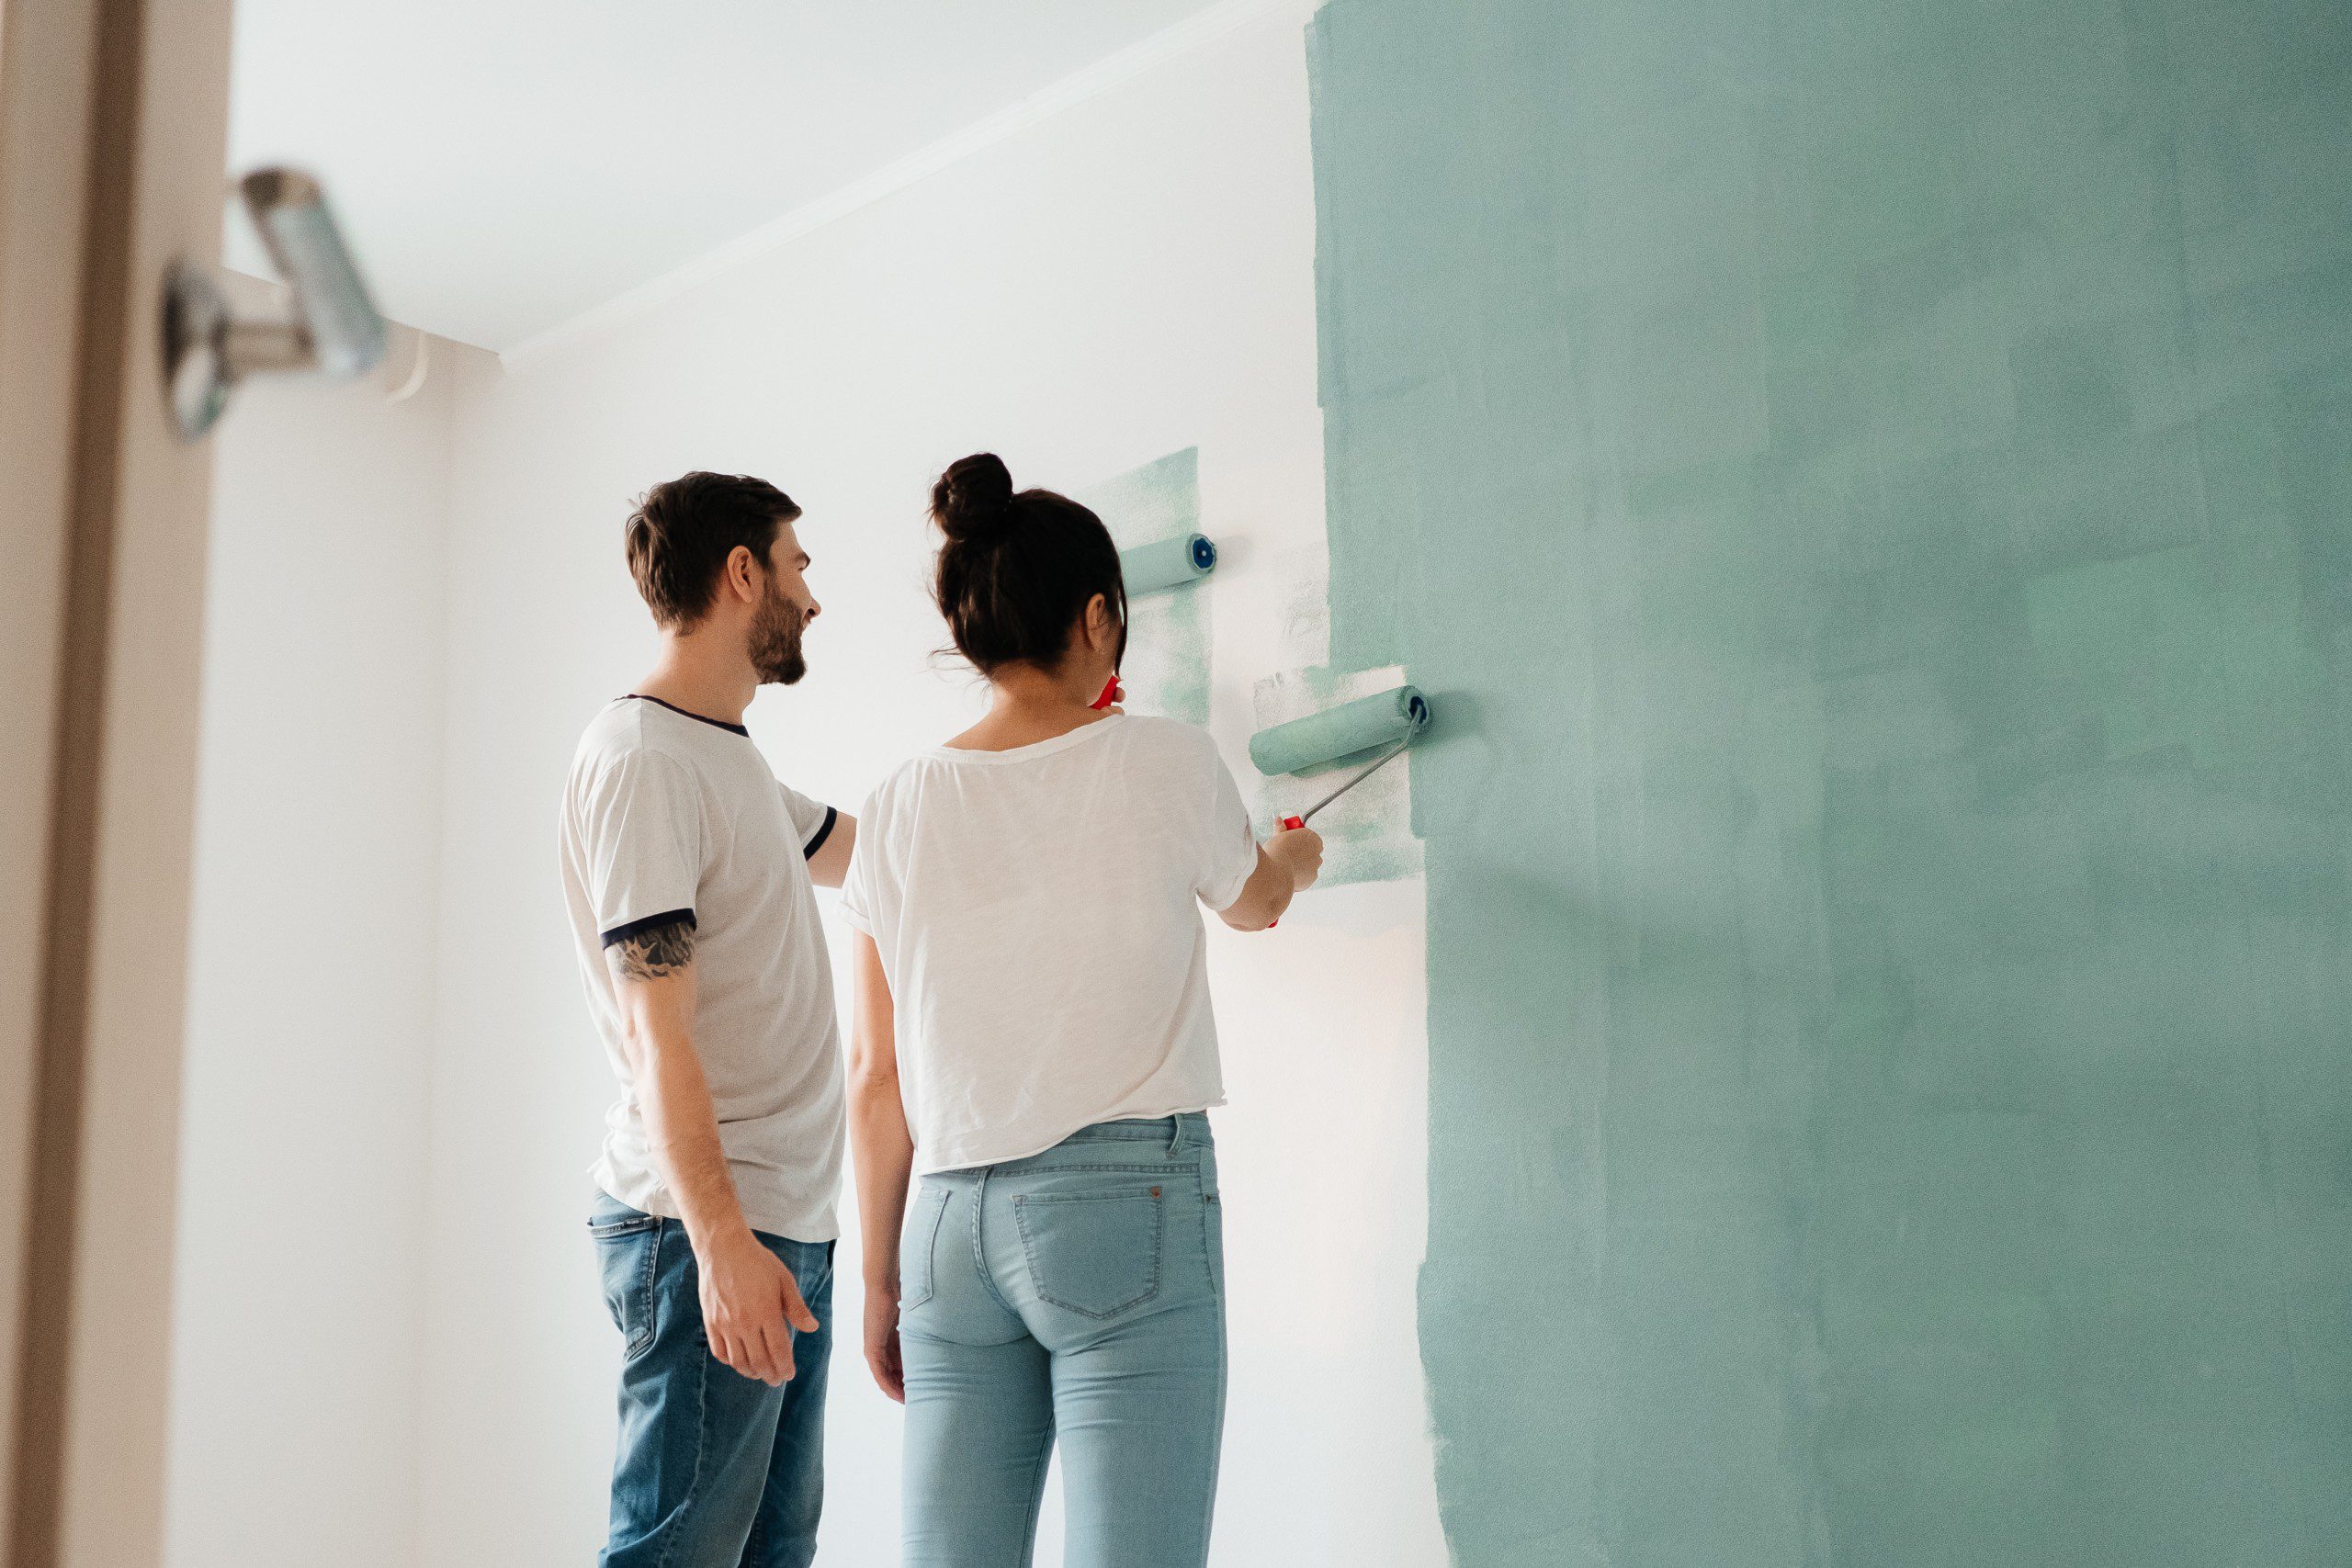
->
[1306,1,2352,1563]
[1081,447,1211,724]
[1250,662,1427,886]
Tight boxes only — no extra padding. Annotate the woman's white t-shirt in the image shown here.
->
[840,713,1260,1174]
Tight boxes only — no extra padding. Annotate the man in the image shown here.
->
[559,471,854,1568]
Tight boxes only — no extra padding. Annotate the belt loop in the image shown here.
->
[1167,1116,1184,1156]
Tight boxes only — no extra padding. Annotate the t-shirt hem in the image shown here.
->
[801,804,838,858]
[599,906,697,948]
[914,1097,1227,1177]
[593,1167,841,1246]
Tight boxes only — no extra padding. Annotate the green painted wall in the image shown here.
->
[1305,1,2351,1562]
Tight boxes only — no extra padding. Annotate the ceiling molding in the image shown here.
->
[500,0,1320,371]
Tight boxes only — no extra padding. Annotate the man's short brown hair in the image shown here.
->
[624,472,802,629]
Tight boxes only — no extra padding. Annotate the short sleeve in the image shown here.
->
[582,750,706,945]
[838,787,884,935]
[777,780,839,859]
[1195,744,1261,910]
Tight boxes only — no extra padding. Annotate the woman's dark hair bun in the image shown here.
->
[926,452,1126,677]
[932,452,1016,542]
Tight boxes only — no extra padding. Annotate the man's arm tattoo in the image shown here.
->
[606,917,695,982]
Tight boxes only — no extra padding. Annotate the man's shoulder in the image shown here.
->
[571,703,707,795]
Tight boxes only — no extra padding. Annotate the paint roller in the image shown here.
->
[1091,535,1220,708]
[1119,533,1218,595]
[1250,683,1431,831]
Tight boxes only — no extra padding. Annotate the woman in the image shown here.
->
[841,453,1321,1568]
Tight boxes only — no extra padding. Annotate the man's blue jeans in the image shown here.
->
[899,1113,1227,1568]
[590,1193,833,1568]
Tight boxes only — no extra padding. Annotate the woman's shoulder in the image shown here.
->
[1109,713,1220,761]
[859,751,939,813]
[1105,715,1232,786]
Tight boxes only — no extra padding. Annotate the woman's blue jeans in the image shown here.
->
[899,1113,1227,1568]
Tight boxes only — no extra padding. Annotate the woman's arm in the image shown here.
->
[1217,824,1324,931]
[845,930,914,1401]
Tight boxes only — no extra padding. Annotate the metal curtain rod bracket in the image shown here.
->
[163,167,387,440]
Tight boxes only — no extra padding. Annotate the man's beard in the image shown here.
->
[749,584,808,686]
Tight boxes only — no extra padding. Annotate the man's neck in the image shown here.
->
[634,634,757,727]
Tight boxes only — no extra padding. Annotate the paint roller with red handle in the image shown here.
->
[1251,684,1430,922]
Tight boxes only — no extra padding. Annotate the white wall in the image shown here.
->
[423,11,1442,1566]
[164,13,1441,1565]
[166,324,494,1567]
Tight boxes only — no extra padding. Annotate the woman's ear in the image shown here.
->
[1084,592,1114,650]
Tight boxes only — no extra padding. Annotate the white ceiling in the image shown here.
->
[226,0,1220,351]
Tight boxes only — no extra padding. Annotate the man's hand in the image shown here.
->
[697,1227,821,1386]
[605,917,818,1385]
[864,1274,905,1404]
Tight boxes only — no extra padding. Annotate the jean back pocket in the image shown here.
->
[899,1184,951,1312]
[1013,1186,1165,1318]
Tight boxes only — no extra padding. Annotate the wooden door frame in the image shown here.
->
[0,0,233,1562]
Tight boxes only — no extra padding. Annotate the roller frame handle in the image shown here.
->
[1266,737,1410,925]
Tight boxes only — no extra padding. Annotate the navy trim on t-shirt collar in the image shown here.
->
[623,694,749,737]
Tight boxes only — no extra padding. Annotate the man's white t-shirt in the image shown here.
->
[841,713,1260,1175]
[560,695,844,1241]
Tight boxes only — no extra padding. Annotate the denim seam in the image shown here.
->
[1195,1294,1228,1563]
[900,1187,946,1312]
[625,1220,662,1359]
[1012,1190,1164,1318]
[1019,1416,1056,1563]
[972,1166,1022,1319]
[1198,1178,1221,1300]
[1001,1161,1200,1177]
[1193,1169,1230,1567]
[589,1214,660,1238]
[652,1232,711,1568]
[1016,1185,1167,1203]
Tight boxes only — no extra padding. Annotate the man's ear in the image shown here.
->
[725,544,759,604]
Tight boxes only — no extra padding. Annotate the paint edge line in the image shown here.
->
[500,0,1327,372]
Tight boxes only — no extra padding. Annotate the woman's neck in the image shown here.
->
[944,663,1113,751]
